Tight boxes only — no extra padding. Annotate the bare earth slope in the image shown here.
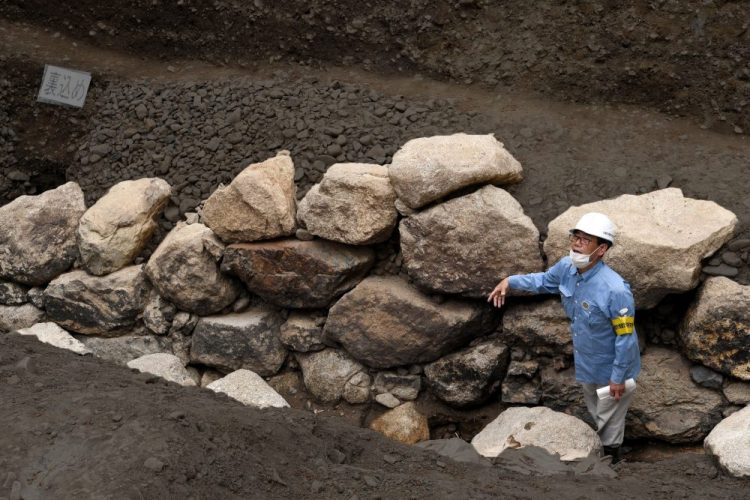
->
[1,334,747,499]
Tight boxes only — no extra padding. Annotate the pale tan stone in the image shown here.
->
[78,178,171,275]
[202,153,296,243]
[389,133,523,209]
[544,188,738,308]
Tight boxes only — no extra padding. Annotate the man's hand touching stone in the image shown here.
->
[488,278,510,308]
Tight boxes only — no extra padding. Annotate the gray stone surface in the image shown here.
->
[0,281,28,305]
[15,322,92,355]
[723,381,750,406]
[295,348,367,404]
[207,369,290,409]
[373,372,421,401]
[704,405,750,478]
[142,292,177,336]
[0,182,86,286]
[44,266,151,336]
[223,239,374,308]
[389,133,523,209]
[400,186,542,298]
[471,406,602,461]
[190,306,287,376]
[145,222,242,315]
[324,276,499,368]
[501,298,572,356]
[279,312,326,352]
[627,347,724,443]
[297,163,397,245]
[539,366,588,421]
[0,303,45,332]
[127,353,197,387]
[689,365,724,390]
[75,334,173,365]
[424,338,509,407]
[501,376,541,405]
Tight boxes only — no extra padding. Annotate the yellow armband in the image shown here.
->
[611,316,635,335]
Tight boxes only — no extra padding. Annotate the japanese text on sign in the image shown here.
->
[37,65,91,108]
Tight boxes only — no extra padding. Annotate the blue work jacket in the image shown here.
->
[508,256,641,385]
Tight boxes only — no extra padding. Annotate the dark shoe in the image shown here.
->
[603,445,622,464]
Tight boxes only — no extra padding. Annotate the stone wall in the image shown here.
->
[1,132,748,448]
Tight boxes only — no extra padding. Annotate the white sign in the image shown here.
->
[37,65,91,108]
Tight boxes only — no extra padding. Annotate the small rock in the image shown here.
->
[722,251,743,267]
[655,175,672,189]
[703,264,739,277]
[375,392,401,408]
[690,365,723,389]
[144,457,165,472]
[727,239,750,251]
[295,228,314,241]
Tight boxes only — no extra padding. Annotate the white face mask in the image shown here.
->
[569,248,599,269]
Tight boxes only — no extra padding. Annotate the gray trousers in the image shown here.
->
[581,383,636,447]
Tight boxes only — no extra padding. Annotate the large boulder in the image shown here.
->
[424,338,509,407]
[78,178,171,275]
[680,277,750,381]
[223,239,374,308]
[704,405,750,477]
[369,402,430,444]
[0,182,86,285]
[190,306,287,376]
[15,322,92,355]
[297,163,398,245]
[627,347,724,443]
[295,348,369,404]
[202,153,296,243]
[544,188,738,308]
[206,369,290,409]
[75,334,172,365]
[43,265,151,336]
[145,222,241,315]
[0,304,45,331]
[471,406,602,461]
[389,133,523,210]
[400,186,543,298]
[324,276,499,368]
[127,353,197,387]
[501,298,572,356]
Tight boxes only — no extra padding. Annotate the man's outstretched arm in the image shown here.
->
[488,259,567,308]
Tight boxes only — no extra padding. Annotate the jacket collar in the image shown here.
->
[569,259,605,281]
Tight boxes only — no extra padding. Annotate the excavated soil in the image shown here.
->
[2,334,748,499]
[1,1,750,497]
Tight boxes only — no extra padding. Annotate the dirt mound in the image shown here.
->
[2,1,749,134]
[1,333,747,498]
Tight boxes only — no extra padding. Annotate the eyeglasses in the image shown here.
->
[568,233,593,245]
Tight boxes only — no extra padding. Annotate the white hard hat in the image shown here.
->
[570,212,616,245]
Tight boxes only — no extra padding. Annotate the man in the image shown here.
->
[488,212,640,463]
